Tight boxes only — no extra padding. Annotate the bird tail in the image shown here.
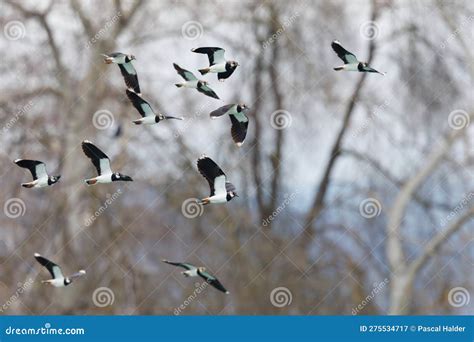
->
[333,66,344,71]
[199,68,210,75]
[198,198,210,205]
[85,179,97,185]
[164,116,184,121]
[21,182,34,188]
[175,83,183,88]
[132,119,144,125]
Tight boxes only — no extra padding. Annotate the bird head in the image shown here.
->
[64,278,72,285]
[198,80,209,87]
[49,175,61,184]
[229,60,239,68]
[129,54,136,61]
[113,173,133,182]
[237,104,249,112]
[198,267,206,272]
[228,191,238,200]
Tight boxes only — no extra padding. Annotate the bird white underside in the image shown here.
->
[91,173,113,183]
[182,80,198,88]
[111,55,127,64]
[342,63,359,71]
[209,63,226,73]
[136,116,157,125]
[44,278,65,287]
[209,194,228,204]
[183,269,198,277]
[29,177,49,188]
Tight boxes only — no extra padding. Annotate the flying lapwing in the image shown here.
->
[173,63,220,99]
[34,253,85,287]
[82,140,133,185]
[125,89,183,125]
[14,159,60,188]
[331,40,385,75]
[162,260,229,294]
[210,104,249,146]
[191,47,239,81]
[196,155,237,205]
[101,52,141,93]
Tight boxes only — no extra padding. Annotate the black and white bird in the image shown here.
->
[196,155,237,205]
[191,47,239,81]
[102,52,141,93]
[173,63,219,99]
[82,140,133,185]
[210,104,249,146]
[34,253,85,287]
[126,89,183,125]
[162,260,229,294]
[14,159,60,188]
[331,40,385,75]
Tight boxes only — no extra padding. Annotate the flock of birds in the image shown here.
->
[13,41,384,296]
